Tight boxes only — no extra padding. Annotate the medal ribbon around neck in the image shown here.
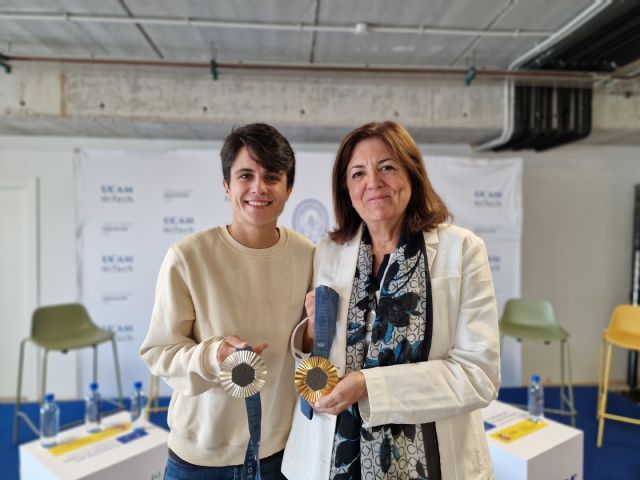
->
[219,346,266,480]
[295,285,339,419]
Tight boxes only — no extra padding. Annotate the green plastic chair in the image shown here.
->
[500,298,577,426]
[13,303,124,444]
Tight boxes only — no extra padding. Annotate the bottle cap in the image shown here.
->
[45,393,55,402]
[531,374,540,383]
[134,380,143,390]
[90,382,99,392]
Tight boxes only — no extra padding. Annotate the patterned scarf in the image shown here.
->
[330,227,438,480]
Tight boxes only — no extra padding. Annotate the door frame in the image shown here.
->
[0,177,39,400]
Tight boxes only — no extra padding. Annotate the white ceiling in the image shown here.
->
[4,1,640,146]
[0,0,595,69]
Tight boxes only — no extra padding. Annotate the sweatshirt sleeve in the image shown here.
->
[359,233,500,427]
[139,247,224,397]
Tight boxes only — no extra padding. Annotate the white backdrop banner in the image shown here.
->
[425,156,523,385]
[75,149,222,398]
[75,149,522,398]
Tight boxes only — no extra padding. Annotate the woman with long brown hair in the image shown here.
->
[283,121,500,480]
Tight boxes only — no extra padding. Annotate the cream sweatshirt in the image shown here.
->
[140,225,313,466]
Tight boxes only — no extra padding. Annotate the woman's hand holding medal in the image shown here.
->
[302,290,315,353]
[295,286,363,414]
[218,336,269,399]
[300,289,367,415]
[312,371,367,415]
[217,335,268,364]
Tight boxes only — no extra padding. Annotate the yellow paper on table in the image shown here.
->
[48,423,131,456]
[490,419,547,444]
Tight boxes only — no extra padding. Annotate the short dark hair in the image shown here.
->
[221,123,296,188]
[330,121,450,244]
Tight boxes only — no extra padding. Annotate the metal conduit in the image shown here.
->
[0,11,553,38]
[6,54,602,86]
[474,0,613,151]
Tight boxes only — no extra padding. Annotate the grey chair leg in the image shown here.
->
[41,349,49,404]
[93,344,98,383]
[13,339,28,444]
[566,340,576,427]
[111,338,124,409]
[560,340,566,415]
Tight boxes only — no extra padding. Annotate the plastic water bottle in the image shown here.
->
[130,381,147,431]
[85,382,102,433]
[40,393,60,448]
[527,374,544,422]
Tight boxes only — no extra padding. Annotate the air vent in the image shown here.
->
[487,1,640,151]
[493,85,591,152]
[524,1,640,72]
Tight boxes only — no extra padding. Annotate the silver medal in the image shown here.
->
[219,350,267,398]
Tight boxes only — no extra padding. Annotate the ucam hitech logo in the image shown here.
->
[103,323,134,342]
[163,216,195,235]
[473,189,503,208]
[292,198,329,244]
[488,255,501,273]
[101,254,135,273]
[100,184,135,203]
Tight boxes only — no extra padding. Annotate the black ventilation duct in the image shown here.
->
[493,85,592,152]
[523,1,640,72]
[490,0,640,151]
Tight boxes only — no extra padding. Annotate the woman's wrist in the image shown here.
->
[302,324,314,353]
[355,371,368,400]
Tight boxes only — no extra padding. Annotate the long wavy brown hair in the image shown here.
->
[330,121,450,244]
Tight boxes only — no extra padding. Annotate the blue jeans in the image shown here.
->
[163,449,286,480]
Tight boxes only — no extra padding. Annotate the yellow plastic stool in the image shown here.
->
[597,304,640,447]
[146,374,169,416]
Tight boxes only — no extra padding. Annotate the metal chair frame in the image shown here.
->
[13,303,125,444]
[597,304,640,447]
[499,298,577,427]
[146,374,168,415]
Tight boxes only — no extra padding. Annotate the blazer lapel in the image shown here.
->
[328,227,362,376]
[423,228,439,272]
[335,227,362,292]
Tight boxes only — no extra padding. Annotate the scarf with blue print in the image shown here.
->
[329,227,435,480]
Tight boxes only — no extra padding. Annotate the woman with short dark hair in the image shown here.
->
[142,123,313,480]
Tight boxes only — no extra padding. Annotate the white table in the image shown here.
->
[20,411,168,480]
[482,400,583,480]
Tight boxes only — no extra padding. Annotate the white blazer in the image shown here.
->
[282,224,500,480]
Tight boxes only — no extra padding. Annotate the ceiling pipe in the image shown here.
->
[5,54,602,85]
[0,10,553,38]
[474,0,613,151]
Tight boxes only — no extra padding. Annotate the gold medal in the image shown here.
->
[294,356,338,403]
[219,350,267,398]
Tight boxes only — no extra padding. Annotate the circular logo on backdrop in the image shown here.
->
[292,198,329,244]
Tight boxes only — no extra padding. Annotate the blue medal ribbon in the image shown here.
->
[238,346,262,480]
[300,285,339,419]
